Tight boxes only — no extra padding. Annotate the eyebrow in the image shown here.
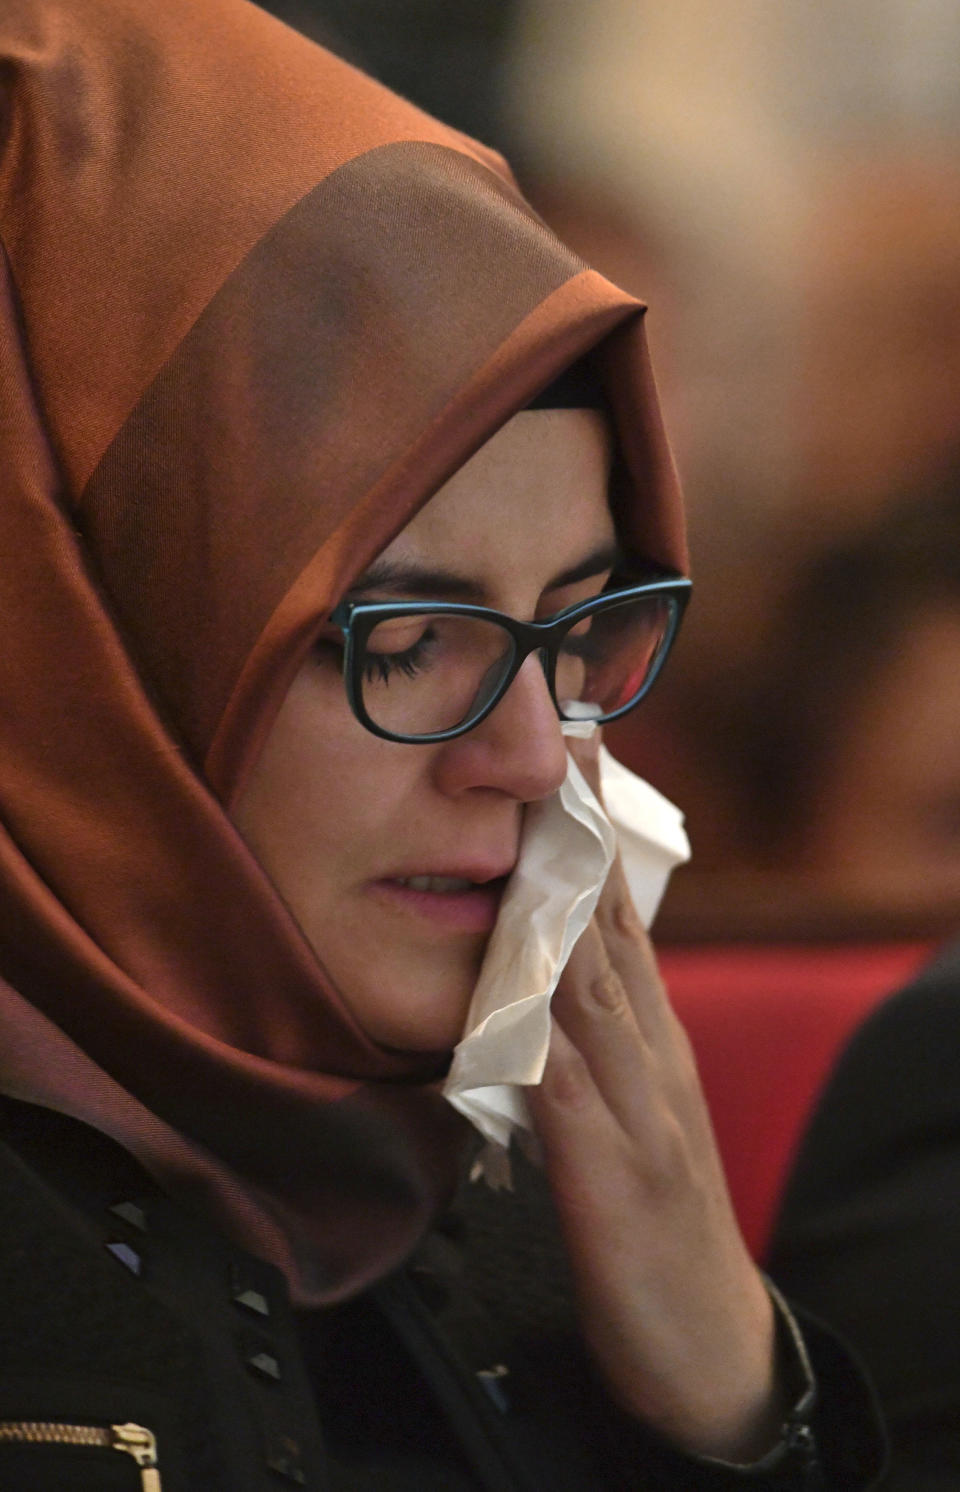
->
[347,543,624,604]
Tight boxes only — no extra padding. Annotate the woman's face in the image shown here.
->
[232,409,615,1051]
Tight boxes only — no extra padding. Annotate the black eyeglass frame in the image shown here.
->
[329,573,692,744]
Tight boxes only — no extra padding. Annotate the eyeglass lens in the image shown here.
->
[358,595,673,738]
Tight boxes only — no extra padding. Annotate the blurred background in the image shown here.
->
[258,0,960,947]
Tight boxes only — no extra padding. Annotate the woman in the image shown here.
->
[0,0,882,1487]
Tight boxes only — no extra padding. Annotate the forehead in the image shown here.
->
[377,409,615,595]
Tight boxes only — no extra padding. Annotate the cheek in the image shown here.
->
[232,664,425,900]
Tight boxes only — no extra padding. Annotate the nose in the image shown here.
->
[432,653,569,801]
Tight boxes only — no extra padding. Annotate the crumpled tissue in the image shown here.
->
[442,726,690,1184]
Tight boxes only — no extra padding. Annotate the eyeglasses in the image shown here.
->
[328,573,691,744]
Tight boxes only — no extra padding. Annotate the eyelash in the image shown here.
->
[363,628,438,684]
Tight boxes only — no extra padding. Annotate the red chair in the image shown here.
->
[657,942,933,1260]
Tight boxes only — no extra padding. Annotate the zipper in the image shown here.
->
[0,1419,161,1489]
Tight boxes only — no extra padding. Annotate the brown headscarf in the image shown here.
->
[0,0,686,1302]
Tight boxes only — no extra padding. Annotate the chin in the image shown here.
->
[367,992,476,1055]
[348,956,481,1055]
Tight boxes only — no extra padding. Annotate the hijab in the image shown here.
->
[0,0,687,1302]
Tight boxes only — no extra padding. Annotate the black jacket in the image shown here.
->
[0,1096,883,1490]
[769,939,960,1490]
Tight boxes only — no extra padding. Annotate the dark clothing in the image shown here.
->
[0,1098,883,1491]
[769,939,960,1490]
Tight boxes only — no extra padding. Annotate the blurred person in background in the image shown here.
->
[732,474,960,929]
[642,471,960,941]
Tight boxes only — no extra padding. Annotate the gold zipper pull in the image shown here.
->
[111,1422,162,1491]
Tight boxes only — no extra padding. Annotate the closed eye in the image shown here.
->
[363,627,440,684]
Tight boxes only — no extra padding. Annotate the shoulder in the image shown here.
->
[781,937,960,1179]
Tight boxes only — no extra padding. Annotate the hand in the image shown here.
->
[526,738,786,1461]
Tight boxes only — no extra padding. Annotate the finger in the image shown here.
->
[591,854,674,1044]
[529,1017,685,1240]
[550,919,661,1138]
[527,1014,623,1186]
[556,885,702,1126]
[565,731,678,1051]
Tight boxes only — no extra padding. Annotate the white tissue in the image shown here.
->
[597,747,690,926]
[442,734,690,1180]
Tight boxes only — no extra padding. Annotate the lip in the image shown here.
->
[368,865,513,934]
[382,861,517,886]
